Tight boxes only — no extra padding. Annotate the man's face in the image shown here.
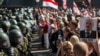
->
[85,19,93,31]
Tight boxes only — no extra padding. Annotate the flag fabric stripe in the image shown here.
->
[63,0,67,9]
[88,0,91,4]
[43,0,58,9]
[73,1,80,15]
[43,0,58,5]
[88,0,92,6]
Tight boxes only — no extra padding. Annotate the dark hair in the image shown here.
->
[63,26,71,33]
[67,31,76,39]
[70,20,78,28]
[50,19,54,24]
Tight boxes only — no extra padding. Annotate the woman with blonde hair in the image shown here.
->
[62,41,74,56]
[57,41,74,56]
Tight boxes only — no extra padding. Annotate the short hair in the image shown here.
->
[63,26,71,33]
[70,35,79,45]
[74,42,88,56]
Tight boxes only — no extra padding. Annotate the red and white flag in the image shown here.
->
[63,0,67,9]
[73,1,80,15]
[43,0,58,9]
[88,0,92,6]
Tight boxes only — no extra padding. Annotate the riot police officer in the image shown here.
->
[0,21,11,33]
[0,32,14,56]
[17,22,29,55]
[17,22,26,35]
[9,29,24,56]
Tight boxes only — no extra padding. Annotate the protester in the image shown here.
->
[74,42,89,56]
[62,41,74,56]
[87,42,98,56]
[0,7,99,56]
[57,41,74,56]
[70,35,79,46]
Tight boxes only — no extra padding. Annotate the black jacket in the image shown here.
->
[80,30,96,38]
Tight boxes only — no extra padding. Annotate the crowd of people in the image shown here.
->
[34,7,100,56]
[0,7,99,56]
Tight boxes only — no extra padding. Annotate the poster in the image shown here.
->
[80,17,97,42]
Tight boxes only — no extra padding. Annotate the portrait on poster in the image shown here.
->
[80,17,97,42]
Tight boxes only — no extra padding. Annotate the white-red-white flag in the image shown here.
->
[88,0,92,6]
[43,0,58,9]
[73,1,80,15]
[63,0,67,9]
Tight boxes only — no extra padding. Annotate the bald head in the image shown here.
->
[74,42,89,56]
[70,35,79,45]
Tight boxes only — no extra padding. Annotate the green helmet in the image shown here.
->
[9,19,17,25]
[1,21,11,27]
[9,29,23,39]
[23,15,30,20]
[0,21,11,33]
[0,0,4,5]
[17,22,26,28]
[17,22,26,34]
[21,20,27,24]
[0,32,10,48]
[9,29,23,47]
[0,32,9,41]
[9,25,20,31]
[24,24,31,35]
[3,16,8,20]
[0,28,4,32]
[21,20,31,28]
